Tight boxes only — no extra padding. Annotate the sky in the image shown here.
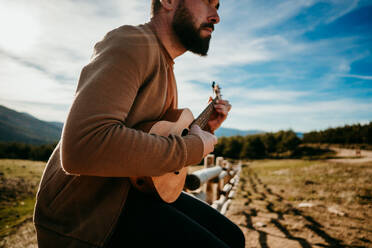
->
[0,0,371,132]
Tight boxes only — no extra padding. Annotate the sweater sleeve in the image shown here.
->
[60,26,204,177]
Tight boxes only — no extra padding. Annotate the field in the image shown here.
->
[0,160,44,247]
[1,150,372,248]
[226,159,372,248]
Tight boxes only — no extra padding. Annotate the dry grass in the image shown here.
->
[249,160,372,205]
[0,159,45,243]
[2,158,372,248]
[227,159,372,248]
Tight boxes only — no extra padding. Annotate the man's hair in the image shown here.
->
[152,0,162,16]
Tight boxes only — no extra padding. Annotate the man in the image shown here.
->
[34,0,245,247]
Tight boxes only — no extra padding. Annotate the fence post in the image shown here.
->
[204,154,215,204]
[187,157,242,215]
[216,157,225,197]
[223,160,231,185]
[216,156,224,167]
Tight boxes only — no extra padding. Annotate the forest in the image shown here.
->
[303,122,372,145]
[0,122,371,161]
[0,142,57,161]
[214,130,301,159]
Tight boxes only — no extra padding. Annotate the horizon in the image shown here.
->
[0,1,371,132]
[1,103,370,134]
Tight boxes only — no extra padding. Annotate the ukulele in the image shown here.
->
[130,82,222,203]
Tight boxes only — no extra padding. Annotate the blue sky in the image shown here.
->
[0,0,371,132]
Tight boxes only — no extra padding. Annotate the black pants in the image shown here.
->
[106,188,245,248]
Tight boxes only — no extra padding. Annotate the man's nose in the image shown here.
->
[208,9,220,24]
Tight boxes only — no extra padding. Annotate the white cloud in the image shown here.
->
[220,0,317,33]
[223,88,309,101]
[227,99,372,131]
[0,55,74,104]
[325,0,359,23]
[0,2,42,54]
[233,99,372,115]
[0,0,150,121]
[0,0,150,86]
[0,0,370,133]
[0,53,74,121]
[340,74,372,80]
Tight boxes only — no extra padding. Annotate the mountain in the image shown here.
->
[296,132,304,138]
[0,104,298,144]
[215,127,264,137]
[0,105,63,144]
[48,121,64,129]
[215,127,304,138]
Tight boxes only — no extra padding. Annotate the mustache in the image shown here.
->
[200,23,214,31]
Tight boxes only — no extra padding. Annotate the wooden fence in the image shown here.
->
[185,154,241,215]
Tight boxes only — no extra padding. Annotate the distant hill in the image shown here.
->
[215,127,304,138]
[0,104,290,144]
[215,127,264,137]
[48,121,64,129]
[0,105,63,144]
[296,132,304,138]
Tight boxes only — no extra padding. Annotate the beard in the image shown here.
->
[172,0,213,56]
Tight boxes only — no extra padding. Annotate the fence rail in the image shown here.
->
[185,154,241,215]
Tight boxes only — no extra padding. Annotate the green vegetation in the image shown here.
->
[214,130,302,159]
[234,159,372,247]
[0,198,36,237]
[0,142,57,161]
[303,121,372,147]
[0,159,45,238]
[213,122,372,159]
[244,159,372,205]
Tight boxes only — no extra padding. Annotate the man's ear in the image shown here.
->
[160,0,178,11]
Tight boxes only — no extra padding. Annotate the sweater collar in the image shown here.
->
[145,22,175,67]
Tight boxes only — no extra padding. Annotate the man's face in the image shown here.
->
[172,0,219,56]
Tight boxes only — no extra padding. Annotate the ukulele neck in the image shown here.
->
[191,97,218,130]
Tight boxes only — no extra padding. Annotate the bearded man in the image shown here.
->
[34,0,245,247]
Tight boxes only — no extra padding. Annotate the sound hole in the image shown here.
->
[136,179,145,186]
[181,129,189,136]
[174,171,180,175]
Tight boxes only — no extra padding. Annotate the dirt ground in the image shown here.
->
[327,148,372,164]
[0,222,36,248]
[226,149,372,248]
[1,148,372,248]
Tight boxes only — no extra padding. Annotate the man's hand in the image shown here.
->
[207,98,232,133]
[189,124,218,157]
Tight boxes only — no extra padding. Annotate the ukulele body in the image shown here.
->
[129,108,195,203]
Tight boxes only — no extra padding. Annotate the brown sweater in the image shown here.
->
[34,23,204,247]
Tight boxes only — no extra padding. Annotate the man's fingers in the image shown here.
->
[190,124,201,131]
[212,134,218,144]
[212,99,232,113]
[216,99,230,105]
[214,101,232,111]
[214,108,228,116]
[213,105,231,115]
[227,103,232,111]
[189,124,217,157]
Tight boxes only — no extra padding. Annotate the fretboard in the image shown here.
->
[191,97,217,130]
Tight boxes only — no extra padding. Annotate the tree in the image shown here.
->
[240,136,266,159]
[222,136,243,159]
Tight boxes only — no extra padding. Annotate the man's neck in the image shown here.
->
[150,16,186,60]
